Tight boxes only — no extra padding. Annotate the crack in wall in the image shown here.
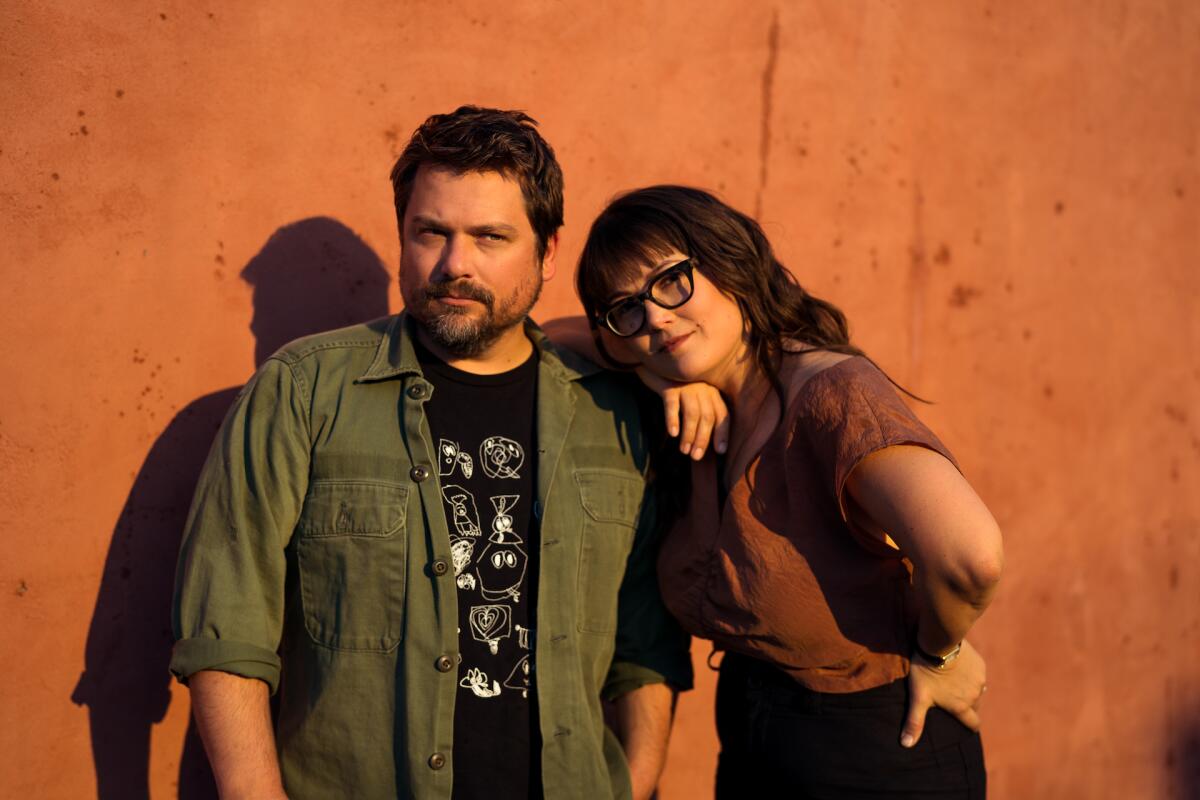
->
[755,7,781,219]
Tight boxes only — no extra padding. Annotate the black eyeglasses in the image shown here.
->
[596,259,696,337]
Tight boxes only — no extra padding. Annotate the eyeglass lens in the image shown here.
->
[606,262,694,336]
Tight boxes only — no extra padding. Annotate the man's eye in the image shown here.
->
[480,233,506,243]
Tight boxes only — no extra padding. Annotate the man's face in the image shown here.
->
[399,165,556,358]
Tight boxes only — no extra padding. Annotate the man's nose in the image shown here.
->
[437,234,473,279]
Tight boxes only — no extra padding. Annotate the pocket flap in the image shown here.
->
[297,480,409,538]
[573,469,643,527]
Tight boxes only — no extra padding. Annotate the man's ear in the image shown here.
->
[540,232,559,281]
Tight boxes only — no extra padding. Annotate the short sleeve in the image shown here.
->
[797,358,958,537]
[169,356,312,693]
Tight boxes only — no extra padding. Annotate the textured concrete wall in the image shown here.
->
[2,1,1197,797]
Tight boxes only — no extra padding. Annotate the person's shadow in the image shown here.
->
[71,217,392,799]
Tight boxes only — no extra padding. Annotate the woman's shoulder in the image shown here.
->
[780,347,878,408]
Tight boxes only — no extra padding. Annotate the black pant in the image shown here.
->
[715,653,987,799]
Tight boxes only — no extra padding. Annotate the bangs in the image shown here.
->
[577,208,688,315]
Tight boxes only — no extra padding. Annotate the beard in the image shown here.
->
[408,270,543,358]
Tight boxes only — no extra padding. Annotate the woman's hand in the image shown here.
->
[901,639,987,747]
[636,367,729,459]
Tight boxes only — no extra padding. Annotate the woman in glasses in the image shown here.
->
[574,185,1003,797]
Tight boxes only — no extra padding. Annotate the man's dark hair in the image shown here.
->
[390,105,564,260]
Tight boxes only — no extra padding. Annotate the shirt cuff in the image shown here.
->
[170,637,282,695]
[602,661,675,701]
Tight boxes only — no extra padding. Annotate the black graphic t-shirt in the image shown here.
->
[416,340,542,800]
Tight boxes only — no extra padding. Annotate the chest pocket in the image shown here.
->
[574,469,643,634]
[295,480,408,651]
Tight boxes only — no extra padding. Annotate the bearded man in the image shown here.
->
[170,106,691,800]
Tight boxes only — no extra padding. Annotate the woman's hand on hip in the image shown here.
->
[901,639,987,748]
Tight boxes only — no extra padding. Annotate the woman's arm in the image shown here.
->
[539,315,728,457]
[844,444,1003,746]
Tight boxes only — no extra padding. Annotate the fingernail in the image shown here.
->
[900,734,914,748]
[716,440,727,453]
[692,447,704,460]
[668,426,678,437]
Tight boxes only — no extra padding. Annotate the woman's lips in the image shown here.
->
[658,332,692,354]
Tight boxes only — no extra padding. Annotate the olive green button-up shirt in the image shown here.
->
[170,313,692,799]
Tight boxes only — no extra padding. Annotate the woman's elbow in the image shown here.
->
[955,522,1004,603]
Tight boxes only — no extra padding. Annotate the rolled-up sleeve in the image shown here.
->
[170,356,311,694]
[603,490,694,700]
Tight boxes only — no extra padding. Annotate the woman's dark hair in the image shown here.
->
[576,185,866,405]
[390,105,563,261]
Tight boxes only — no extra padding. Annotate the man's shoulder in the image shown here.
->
[268,315,395,367]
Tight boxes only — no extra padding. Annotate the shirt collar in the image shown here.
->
[356,313,604,384]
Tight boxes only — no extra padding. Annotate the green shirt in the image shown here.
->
[170,314,692,799]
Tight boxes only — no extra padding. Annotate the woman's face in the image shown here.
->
[598,251,750,392]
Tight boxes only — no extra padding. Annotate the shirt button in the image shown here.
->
[407,384,427,399]
[431,559,449,576]
[410,466,430,482]
[428,752,446,770]
[435,655,455,672]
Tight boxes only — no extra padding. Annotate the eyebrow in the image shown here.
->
[409,215,519,237]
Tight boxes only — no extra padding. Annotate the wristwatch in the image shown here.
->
[914,641,962,670]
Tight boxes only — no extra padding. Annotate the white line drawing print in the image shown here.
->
[504,655,531,698]
[480,436,524,479]
[460,668,501,698]
[438,438,474,478]
[469,604,512,655]
[476,529,527,603]
[450,538,476,590]
[441,484,481,538]
[515,624,531,649]
[490,495,518,535]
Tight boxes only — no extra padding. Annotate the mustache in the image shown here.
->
[422,279,495,306]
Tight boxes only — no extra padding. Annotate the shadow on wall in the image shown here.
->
[70,217,392,799]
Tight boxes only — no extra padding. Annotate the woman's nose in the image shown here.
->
[643,300,677,330]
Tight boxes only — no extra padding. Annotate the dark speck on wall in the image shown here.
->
[115,88,125,98]
[1043,384,1054,398]
[79,125,89,135]
[51,173,60,180]
[16,580,28,596]
[159,12,167,20]
[1054,201,1065,214]
[949,284,980,307]
[934,244,952,265]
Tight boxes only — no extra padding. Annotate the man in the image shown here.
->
[170,106,692,800]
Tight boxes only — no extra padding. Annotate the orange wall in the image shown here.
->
[2,1,1198,797]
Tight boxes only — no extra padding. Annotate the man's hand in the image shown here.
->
[901,639,987,747]
[189,670,288,799]
[636,368,729,460]
[611,682,675,800]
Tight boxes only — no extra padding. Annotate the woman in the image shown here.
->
[575,186,1003,797]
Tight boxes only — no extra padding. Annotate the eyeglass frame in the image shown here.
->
[593,258,697,337]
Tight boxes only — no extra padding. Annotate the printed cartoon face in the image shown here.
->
[469,603,512,654]
[476,531,527,602]
[439,439,474,478]
[480,436,524,479]
[442,485,481,537]
[450,538,475,575]
[490,495,518,535]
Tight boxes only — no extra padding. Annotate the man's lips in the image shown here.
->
[657,332,692,354]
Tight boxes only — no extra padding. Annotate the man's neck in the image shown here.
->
[415,322,535,375]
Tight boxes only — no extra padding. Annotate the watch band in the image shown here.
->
[914,640,962,669]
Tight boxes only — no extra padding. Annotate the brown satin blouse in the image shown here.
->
[657,356,957,693]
